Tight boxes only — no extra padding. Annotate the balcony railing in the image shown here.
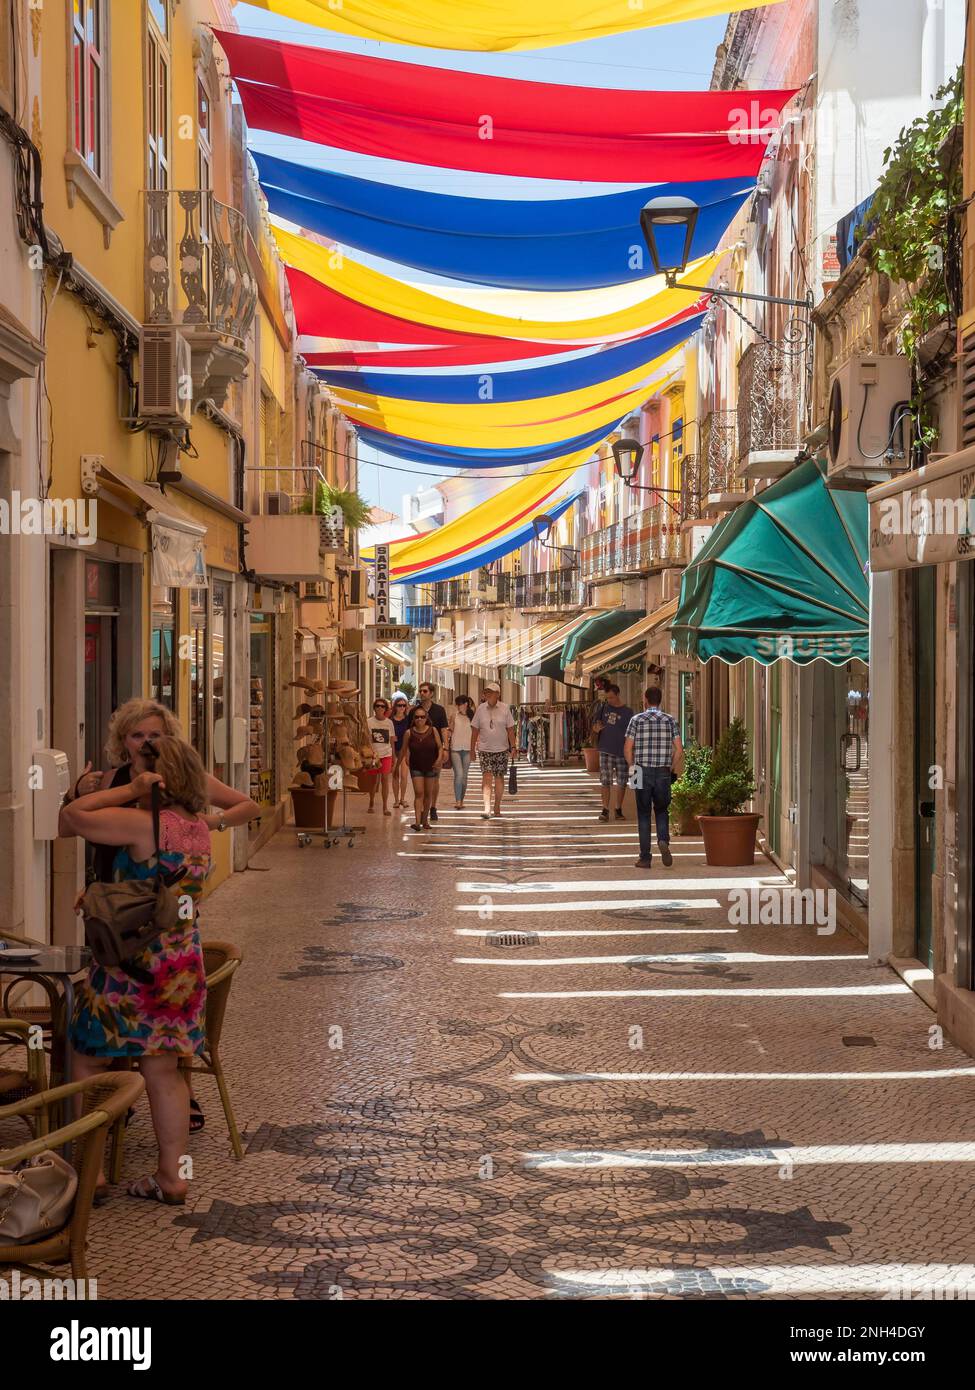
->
[679,453,702,521]
[510,568,585,610]
[699,410,741,494]
[736,341,801,465]
[434,579,473,611]
[405,605,435,632]
[580,504,682,579]
[146,189,257,344]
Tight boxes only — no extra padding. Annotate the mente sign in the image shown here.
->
[367,624,412,644]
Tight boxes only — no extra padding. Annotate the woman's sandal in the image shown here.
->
[189,1098,205,1133]
[126,1175,186,1206]
[93,1184,111,1207]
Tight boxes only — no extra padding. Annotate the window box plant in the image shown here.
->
[696,718,761,866]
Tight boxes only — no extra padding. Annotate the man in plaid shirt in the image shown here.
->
[624,686,684,868]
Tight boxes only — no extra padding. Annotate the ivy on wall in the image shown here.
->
[858,68,964,360]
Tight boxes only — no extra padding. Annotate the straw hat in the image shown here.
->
[327,679,358,694]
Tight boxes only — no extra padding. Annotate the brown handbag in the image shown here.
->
[80,783,186,985]
[0,1150,77,1243]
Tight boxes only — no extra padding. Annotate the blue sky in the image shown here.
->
[234,2,730,511]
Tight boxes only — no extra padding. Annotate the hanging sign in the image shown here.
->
[374,544,390,624]
[151,526,208,589]
[366,624,411,643]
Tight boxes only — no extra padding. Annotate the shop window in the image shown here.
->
[151,585,177,708]
[679,671,696,746]
[211,580,231,783]
[189,586,208,763]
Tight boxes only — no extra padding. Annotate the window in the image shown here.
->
[189,586,208,762]
[197,76,212,238]
[146,5,170,192]
[151,586,177,708]
[71,0,105,177]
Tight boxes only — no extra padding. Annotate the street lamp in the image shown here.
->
[531,512,578,564]
[611,435,683,517]
[639,194,812,311]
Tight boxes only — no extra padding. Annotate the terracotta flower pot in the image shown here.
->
[583,746,600,776]
[698,813,761,866]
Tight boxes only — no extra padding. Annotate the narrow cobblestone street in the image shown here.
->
[86,767,975,1301]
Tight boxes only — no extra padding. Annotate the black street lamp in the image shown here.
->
[639,194,812,311]
[531,513,578,564]
[610,436,683,517]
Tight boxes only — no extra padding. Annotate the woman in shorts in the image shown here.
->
[396,706,444,832]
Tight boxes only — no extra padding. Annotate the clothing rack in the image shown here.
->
[510,701,589,766]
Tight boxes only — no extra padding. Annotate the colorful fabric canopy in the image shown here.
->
[367,452,589,578]
[671,459,870,666]
[322,314,704,404]
[254,153,751,291]
[275,227,720,343]
[235,78,784,183]
[394,491,581,586]
[232,0,784,52]
[354,422,614,469]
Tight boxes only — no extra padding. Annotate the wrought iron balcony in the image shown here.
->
[510,568,585,610]
[434,579,473,611]
[579,505,682,579]
[679,453,702,522]
[405,604,435,632]
[145,189,258,408]
[736,340,802,475]
[699,410,741,495]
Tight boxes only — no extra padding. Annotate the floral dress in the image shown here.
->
[70,812,211,1057]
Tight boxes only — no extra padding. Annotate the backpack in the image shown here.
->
[80,783,187,986]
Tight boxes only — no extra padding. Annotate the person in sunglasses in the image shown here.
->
[367,697,396,816]
[407,683,449,821]
[389,696,411,808]
[396,705,444,832]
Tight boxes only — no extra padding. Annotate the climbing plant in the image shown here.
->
[859,68,964,360]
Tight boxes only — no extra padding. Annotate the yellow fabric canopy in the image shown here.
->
[238,0,784,53]
[274,226,719,344]
[334,347,681,446]
[363,449,590,574]
[332,343,680,430]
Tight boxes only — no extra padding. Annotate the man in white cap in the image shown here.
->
[470,682,517,819]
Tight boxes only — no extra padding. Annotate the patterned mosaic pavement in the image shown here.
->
[15,766,975,1299]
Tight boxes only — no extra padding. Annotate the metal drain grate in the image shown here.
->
[841,1035,877,1047]
[487,931,540,948]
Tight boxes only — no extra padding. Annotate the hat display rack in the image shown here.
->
[285,677,372,848]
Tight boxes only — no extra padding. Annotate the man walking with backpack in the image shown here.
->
[624,685,684,869]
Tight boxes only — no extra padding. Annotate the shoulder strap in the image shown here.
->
[151,780,162,868]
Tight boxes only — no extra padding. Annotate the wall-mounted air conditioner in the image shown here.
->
[139,326,192,428]
[265,491,292,515]
[346,567,370,607]
[826,353,913,486]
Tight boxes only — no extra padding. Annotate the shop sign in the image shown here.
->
[151,526,208,588]
[374,544,390,624]
[366,624,411,643]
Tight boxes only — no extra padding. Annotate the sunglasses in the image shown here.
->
[414,713,428,720]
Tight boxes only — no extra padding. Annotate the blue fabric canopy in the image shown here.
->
[254,152,752,290]
[356,419,615,467]
[321,312,704,403]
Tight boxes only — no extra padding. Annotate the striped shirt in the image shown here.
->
[625,708,679,768]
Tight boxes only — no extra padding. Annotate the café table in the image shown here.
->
[0,943,91,1128]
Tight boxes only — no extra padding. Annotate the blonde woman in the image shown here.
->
[60,736,213,1205]
[65,698,259,1132]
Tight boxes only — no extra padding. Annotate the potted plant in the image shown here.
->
[670,742,712,836]
[697,718,761,866]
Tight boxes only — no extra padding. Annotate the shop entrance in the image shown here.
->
[249,614,275,823]
[83,560,121,769]
[913,567,937,967]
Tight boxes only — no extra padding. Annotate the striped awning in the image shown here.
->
[578,597,679,676]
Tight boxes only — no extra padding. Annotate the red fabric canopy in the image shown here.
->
[235,78,781,182]
[288,267,709,357]
[215,30,794,139]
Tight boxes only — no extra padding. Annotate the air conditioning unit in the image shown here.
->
[318,512,345,552]
[826,354,913,485]
[139,326,192,427]
[302,579,328,599]
[265,491,292,515]
[347,567,370,608]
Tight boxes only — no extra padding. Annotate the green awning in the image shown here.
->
[561,609,646,667]
[672,458,869,666]
[590,641,646,677]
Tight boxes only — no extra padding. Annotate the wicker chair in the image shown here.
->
[0,1071,145,1281]
[1,930,67,1086]
[108,941,244,1181]
[0,1018,49,1135]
